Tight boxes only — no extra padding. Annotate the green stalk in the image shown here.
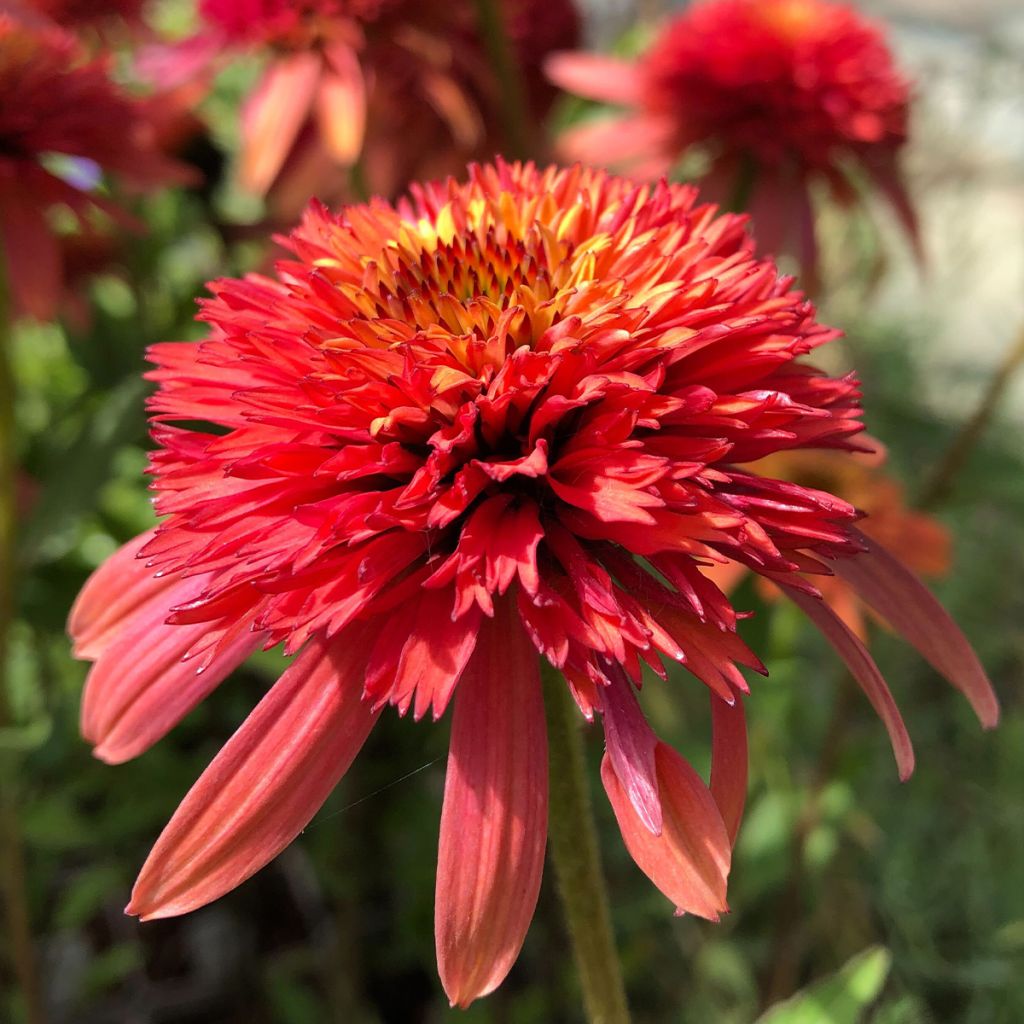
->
[0,283,47,1024]
[918,324,1024,508]
[473,0,532,160]
[543,665,631,1024]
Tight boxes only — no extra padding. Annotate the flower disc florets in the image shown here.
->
[144,161,863,720]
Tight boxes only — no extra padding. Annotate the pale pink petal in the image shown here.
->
[780,581,915,781]
[544,52,644,106]
[136,34,224,90]
[127,629,381,920]
[435,597,548,1008]
[599,662,662,835]
[555,114,673,176]
[240,51,322,195]
[315,42,366,166]
[710,693,747,845]
[833,530,999,728]
[602,742,730,920]
[68,530,164,660]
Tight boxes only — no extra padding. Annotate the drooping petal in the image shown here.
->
[599,663,662,835]
[68,529,162,660]
[315,41,366,166]
[85,616,261,765]
[780,581,914,781]
[710,692,748,845]
[239,51,322,195]
[435,596,548,1008]
[0,186,62,322]
[833,530,999,728]
[544,52,644,106]
[602,742,730,920]
[127,629,381,920]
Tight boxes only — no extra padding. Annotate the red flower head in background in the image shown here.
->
[146,0,579,207]
[548,0,919,284]
[0,16,190,321]
[69,162,995,1006]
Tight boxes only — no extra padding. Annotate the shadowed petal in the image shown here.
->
[435,596,548,1008]
[599,663,662,835]
[780,581,915,781]
[834,530,999,728]
[0,185,63,322]
[602,742,730,920]
[710,692,748,845]
[240,51,322,195]
[127,629,381,920]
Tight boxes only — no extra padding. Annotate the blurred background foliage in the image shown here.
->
[3,0,1023,1022]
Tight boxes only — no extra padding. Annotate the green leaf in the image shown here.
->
[20,376,147,566]
[755,946,892,1024]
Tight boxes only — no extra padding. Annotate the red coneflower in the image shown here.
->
[0,15,190,321]
[547,0,919,283]
[146,0,579,205]
[69,162,995,1006]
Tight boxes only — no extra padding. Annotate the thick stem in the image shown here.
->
[0,306,47,1024]
[918,324,1024,508]
[542,665,631,1024]
[472,0,532,160]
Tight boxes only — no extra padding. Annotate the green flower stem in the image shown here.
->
[918,323,1024,508]
[472,0,532,160]
[0,286,47,1024]
[543,664,631,1024]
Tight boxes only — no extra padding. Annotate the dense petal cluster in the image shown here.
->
[0,15,189,319]
[548,0,918,280]
[709,445,950,638]
[69,162,996,1006]
[149,0,579,205]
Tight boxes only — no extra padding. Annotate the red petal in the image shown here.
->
[833,530,999,729]
[710,693,748,845]
[780,580,914,781]
[602,743,730,920]
[599,664,662,835]
[240,52,322,195]
[127,630,380,919]
[435,598,548,1008]
[84,609,259,765]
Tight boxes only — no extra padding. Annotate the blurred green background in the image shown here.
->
[3,0,1023,1021]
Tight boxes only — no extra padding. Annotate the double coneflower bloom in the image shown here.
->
[70,162,996,1006]
[548,0,919,282]
[147,0,579,205]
